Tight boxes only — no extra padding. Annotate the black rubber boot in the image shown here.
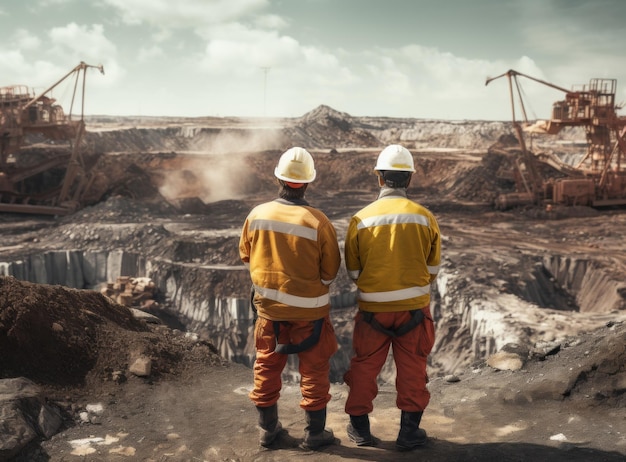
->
[302,408,336,449]
[346,414,379,447]
[257,404,282,447]
[395,410,427,451]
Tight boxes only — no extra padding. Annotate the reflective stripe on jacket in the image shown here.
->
[344,188,441,312]
[240,198,341,321]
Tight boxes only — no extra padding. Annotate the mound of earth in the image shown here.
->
[0,276,224,391]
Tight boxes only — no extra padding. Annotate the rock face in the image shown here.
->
[0,378,63,460]
[544,254,626,313]
[4,242,622,385]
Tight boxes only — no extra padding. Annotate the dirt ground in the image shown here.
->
[1,113,626,461]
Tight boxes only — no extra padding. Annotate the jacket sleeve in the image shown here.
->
[239,218,251,268]
[320,220,341,285]
[427,215,441,283]
[343,217,361,281]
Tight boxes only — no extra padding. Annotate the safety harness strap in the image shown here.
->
[273,318,324,354]
[361,309,424,338]
[250,285,258,321]
[251,285,325,354]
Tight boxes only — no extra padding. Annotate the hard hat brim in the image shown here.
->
[374,166,416,172]
[274,169,316,183]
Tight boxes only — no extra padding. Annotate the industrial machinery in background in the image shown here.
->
[485,69,626,209]
[0,62,104,215]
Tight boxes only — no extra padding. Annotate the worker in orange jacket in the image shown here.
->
[239,147,341,449]
[343,144,441,451]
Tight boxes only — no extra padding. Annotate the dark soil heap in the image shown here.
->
[0,276,224,396]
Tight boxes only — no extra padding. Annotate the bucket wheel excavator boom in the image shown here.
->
[485,69,626,209]
[0,61,104,215]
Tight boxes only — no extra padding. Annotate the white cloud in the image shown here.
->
[13,29,41,50]
[316,45,560,120]
[0,56,63,92]
[151,28,173,43]
[199,25,300,74]
[37,0,74,5]
[138,45,164,61]
[254,14,288,30]
[45,22,123,87]
[49,23,116,60]
[516,0,626,97]
[0,50,30,80]
[36,0,75,9]
[101,0,269,28]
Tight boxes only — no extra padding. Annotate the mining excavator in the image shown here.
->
[485,69,626,209]
[0,61,104,215]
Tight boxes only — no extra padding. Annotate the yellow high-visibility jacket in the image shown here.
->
[239,198,341,321]
[344,189,441,312]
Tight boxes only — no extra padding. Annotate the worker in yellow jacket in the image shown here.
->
[343,144,441,451]
[239,147,341,449]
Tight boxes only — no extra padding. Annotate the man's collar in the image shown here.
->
[378,187,408,199]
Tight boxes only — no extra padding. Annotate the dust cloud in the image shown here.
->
[158,131,283,204]
[189,130,285,155]
[157,158,241,204]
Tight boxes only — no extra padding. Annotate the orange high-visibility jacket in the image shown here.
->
[344,189,441,312]
[239,199,341,321]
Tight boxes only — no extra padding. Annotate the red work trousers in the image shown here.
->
[249,315,338,411]
[344,306,435,416]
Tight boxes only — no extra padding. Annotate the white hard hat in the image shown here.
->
[374,145,415,172]
[274,147,316,183]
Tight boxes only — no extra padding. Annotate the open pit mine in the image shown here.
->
[1,101,625,385]
[2,76,626,460]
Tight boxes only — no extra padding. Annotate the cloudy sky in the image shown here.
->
[1,0,625,120]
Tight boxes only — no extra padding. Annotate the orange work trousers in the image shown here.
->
[249,315,338,411]
[344,306,435,416]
